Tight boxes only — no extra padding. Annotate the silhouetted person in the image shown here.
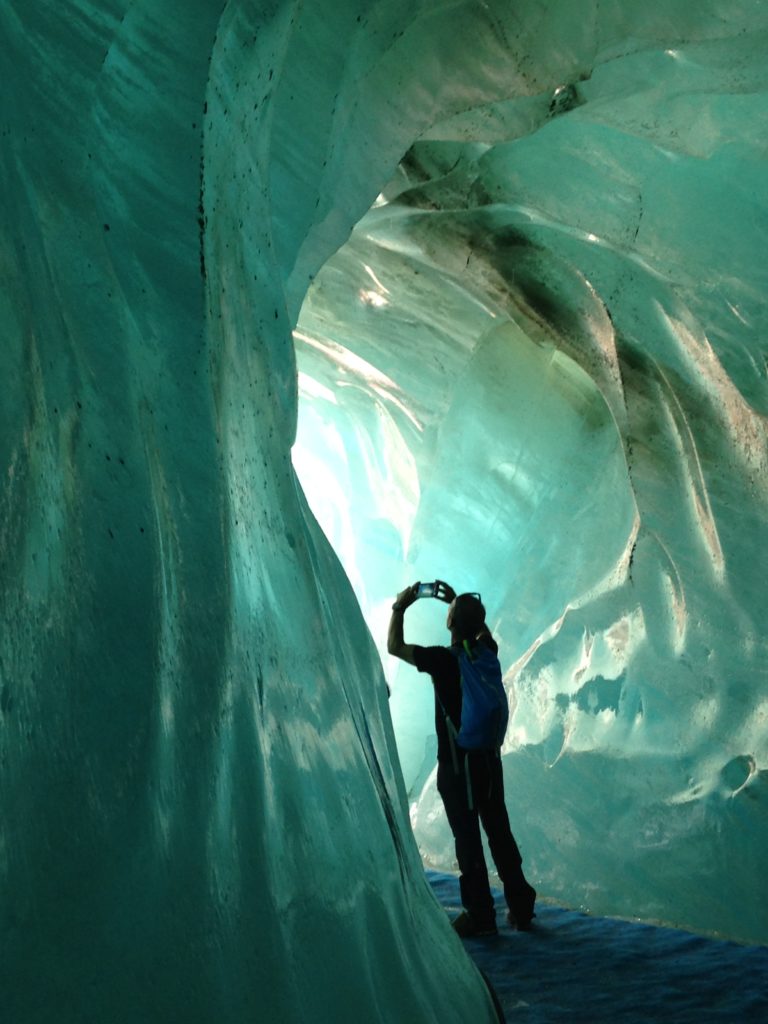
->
[388,582,536,937]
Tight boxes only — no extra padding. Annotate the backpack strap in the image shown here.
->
[463,750,499,811]
[435,691,461,776]
[435,692,482,809]
[457,642,474,806]
[437,644,487,798]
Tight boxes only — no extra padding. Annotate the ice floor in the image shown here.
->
[427,872,768,1023]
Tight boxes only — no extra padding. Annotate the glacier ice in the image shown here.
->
[293,7,768,947]
[2,2,767,1022]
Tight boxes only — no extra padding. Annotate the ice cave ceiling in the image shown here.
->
[2,2,767,1022]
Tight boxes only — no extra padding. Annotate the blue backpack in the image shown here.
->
[455,639,509,750]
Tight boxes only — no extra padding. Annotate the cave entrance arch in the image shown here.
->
[290,147,637,801]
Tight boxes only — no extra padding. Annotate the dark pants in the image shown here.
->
[437,751,534,927]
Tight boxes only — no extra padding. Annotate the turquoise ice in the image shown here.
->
[2,2,767,1021]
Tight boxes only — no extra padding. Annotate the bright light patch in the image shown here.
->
[359,288,388,307]
[297,371,338,404]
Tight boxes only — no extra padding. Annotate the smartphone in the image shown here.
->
[417,582,437,598]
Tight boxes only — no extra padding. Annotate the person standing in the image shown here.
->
[388,581,536,937]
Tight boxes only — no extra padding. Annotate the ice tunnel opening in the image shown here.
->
[290,151,638,803]
[277,12,768,943]
[253,4,768,949]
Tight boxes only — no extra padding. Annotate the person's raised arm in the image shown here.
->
[387,583,419,665]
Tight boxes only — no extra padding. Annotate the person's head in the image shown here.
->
[447,592,486,642]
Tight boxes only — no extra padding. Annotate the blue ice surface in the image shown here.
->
[427,871,768,1024]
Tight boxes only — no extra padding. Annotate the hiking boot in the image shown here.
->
[452,911,498,938]
[507,885,537,931]
[506,909,534,931]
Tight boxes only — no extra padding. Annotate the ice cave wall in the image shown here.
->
[1,3,497,1022]
[292,7,768,945]
[1,2,767,1023]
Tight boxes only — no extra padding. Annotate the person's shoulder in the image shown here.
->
[485,637,499,656]
[413,644,454,674]
[476,630,498,655]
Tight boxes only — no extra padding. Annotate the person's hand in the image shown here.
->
[435,580,456,604]
[392,583,419,613]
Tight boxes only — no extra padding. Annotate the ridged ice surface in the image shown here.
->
[2,2,767,1022]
